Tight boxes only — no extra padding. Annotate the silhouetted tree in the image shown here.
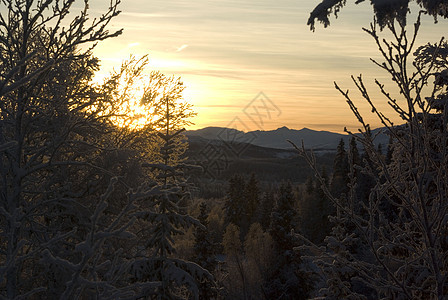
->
[305,175,315,194]
[132,87,212,299]
[308,0,448,30]
[269,183,298,252]
[303,166,333,243]
[225,174,246,227]
[258,191,275,231]
[385,136,394,165]
[193,202,218,299]
[244,173,259,223]
[265,182,311,299]
[222,223,248,300]
[296,5,448,298]
[244,223,275,299]
[0,1,149,298]
[330,139,349,198]
[348,137,361,175]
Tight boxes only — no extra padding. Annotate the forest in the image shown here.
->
[0,0,447,299]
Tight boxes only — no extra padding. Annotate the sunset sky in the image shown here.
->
[89,0,447,133]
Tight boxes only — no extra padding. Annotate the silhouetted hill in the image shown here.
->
[186,127,244,141]
[251,126,347,149]
[185,126,390,198]
[186,126,389,150]
[185,135,335,198]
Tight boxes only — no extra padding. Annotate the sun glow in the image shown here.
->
[93,58,194,131]
[112,83,153,130]
[99,75,155,130]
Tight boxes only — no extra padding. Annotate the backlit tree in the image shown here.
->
[294,3,448,298]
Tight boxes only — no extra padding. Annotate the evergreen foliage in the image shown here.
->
[193,202,218,299]
[385,136,394,165]
[0,2,207,298]
[296,9,448,298]
[222,223,249,299]
[0,1,145,298]
[194,202,216,272]
[132,90,213,299]
[348,137,361,176]
[305,175,315,194]
[308,0,448,31]
[266,182,312,299]
[300,168,334,244]
[330,139,349,198]
[269,182,298,253]
[225,174,246,227]
[244,173,259,223]
[258,191,275,231]
[243,223,274,299]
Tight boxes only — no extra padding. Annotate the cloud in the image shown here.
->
[128,42,140,48]
[120,12,166,18]
[176,44,189,52]
[180,69,244,80]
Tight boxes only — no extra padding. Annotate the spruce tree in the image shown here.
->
[300,6,448,297]
[330,139,349,198]
[0,1,146,298]
[269,182,298,253]
[132,91,212,299]
[243,222,275,299]
[222,223,248,299]
[348,137,361,171]
[305,175,315,195]
[258,191,274,231]
[244,173,259,223]
[356,140,376,212]
[299,176,315,241]
[266,183,311,299]
[225,174,246,227]
[305,166,333,243]
[385,136,394,165]
[193,202,217,299]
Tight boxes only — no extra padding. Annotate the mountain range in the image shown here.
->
[185,126,389,151]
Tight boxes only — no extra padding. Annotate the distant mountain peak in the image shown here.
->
[186,125,389,150]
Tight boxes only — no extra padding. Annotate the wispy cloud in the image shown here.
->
[120,12,166,18]
[128,42,140,48]
[92,0,448,132]
[176,44,189,52]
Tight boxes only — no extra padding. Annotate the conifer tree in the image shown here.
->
[307,0,448,31]
[243,222,275,299]
[356,140,376,212]
[0,1,147,298]
[348,137,361,173]
[266,183,311,299]
[299,176,315,241]
[193,202,217,299]
[305,175,315,195]
[307,166,333,242]
[297,6,448,298]
[244,173,259,223]
[225,174,246,227]
[222,223,248,300]
[330,139,349,198]
[132,85,212,299]
[269,182,298,252]
[258,191,275,231]
[194,203,216,271]
[319,166,329,192]
[385,136,394,165]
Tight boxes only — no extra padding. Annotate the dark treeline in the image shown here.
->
[185,136,391,299]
